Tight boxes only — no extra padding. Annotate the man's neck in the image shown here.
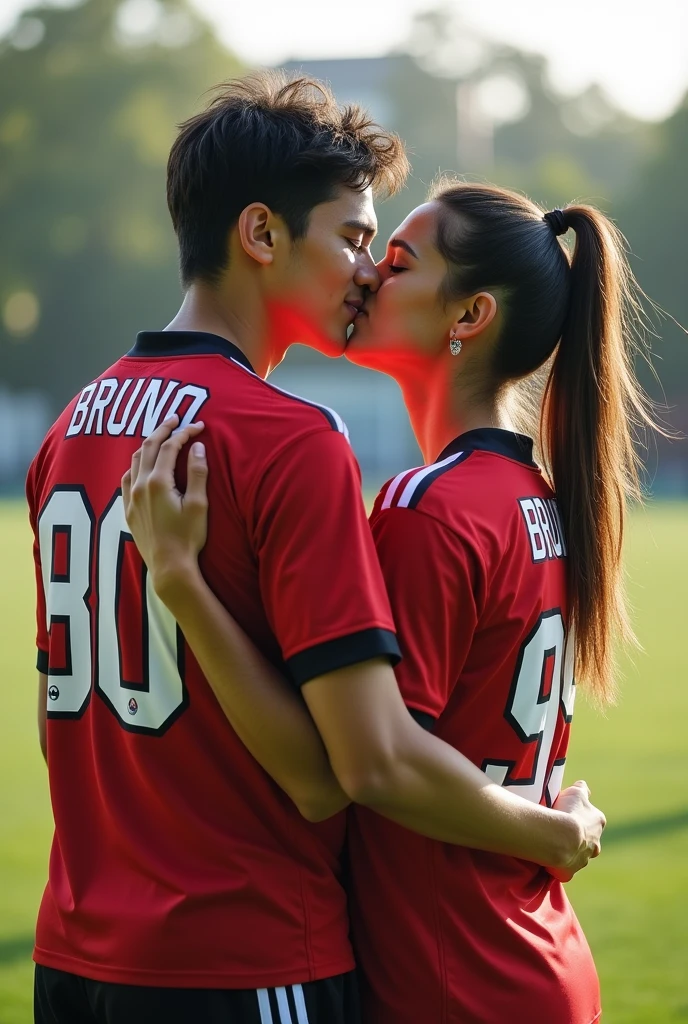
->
[166,282,280,379]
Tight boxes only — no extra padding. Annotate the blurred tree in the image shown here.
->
[403,7,653,211]
[0,0,243,410]
[373,54,460,260]
[617,98,688,408]
[396,7,685,478]
[1,0,684,452]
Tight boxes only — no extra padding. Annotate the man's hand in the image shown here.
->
[550,780,606,881]
[121,415,208,604]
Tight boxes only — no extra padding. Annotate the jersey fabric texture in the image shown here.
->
[27,331,400,990]
[349,428,601,1024]
[34,965,360,1024]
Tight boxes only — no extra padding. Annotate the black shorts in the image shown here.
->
[34,964,361,1024]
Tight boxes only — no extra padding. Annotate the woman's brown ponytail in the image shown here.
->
[542,205,654,701]
[431,182,660,701]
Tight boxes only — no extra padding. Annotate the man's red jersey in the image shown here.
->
[27,330,400,989]
[349,429,601,1024]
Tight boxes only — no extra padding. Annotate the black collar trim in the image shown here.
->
[128,331,255,373]
[437,427,537,467]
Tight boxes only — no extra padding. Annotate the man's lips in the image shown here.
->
[344,301,367,322]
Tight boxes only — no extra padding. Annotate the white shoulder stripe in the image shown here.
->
[230,357,256,376]
[397,452,465,508]
[231,358,349,438]
[381,466,421,510]
[268,381,349,439]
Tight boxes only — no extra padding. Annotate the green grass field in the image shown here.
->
[1,500,687,1023]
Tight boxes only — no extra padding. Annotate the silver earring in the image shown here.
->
[449,332,462,356]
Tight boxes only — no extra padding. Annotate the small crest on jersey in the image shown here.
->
[127,697,139,716]
[48,684,60,701]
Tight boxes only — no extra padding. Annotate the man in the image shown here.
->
[28,71,603,1024]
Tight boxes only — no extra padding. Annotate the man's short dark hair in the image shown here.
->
[167,70,410,286]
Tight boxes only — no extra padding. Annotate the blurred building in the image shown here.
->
[0,388,51,494]
[282,54,492,175]
[282,56,403,133]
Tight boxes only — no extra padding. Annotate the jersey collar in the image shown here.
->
[437,427,537,467]
[129,331,255,373]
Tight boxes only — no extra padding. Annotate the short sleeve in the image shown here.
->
[371,506,482,720]
[26,458,49,672]
[250,429,401,686]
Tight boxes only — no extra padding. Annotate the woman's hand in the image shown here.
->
[121,414,208,605]
[123,414,350,820]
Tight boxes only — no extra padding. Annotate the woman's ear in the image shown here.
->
[451,291,498,341]
[236,203,279,266]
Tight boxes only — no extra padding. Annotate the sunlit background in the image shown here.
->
[0,3,687,1023]
[1,0,688,488]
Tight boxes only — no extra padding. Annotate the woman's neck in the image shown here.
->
[394,360,513,465]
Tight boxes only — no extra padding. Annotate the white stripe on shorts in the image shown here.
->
[275,987,293,1024]
[292,984,310,1024]
[257,988,273,1024]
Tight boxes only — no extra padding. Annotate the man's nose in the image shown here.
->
[354,252,381,293]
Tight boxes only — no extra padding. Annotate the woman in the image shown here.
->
[124,181,653,1022]
[339,182,651,1023]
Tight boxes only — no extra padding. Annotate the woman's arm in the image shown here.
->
[161,566,350,821]
[123,418,604,876]
[122,417,349,822]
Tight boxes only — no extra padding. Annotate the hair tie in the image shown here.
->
[544,208,568,236]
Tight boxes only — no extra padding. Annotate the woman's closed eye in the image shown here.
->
[389,264,407,274]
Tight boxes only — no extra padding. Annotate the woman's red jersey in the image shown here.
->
[349,428,601,1024]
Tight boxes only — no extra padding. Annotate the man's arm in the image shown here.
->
[144,559,598,872]
[38,672,47,763]
[150,559,596,869]
[302,661,601,875]
[124,418,603,875]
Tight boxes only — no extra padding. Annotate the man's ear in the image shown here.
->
[451,291,498,341]
[236,203,286,266]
